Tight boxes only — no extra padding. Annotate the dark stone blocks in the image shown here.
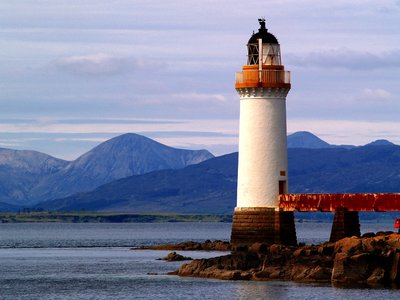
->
[329,208,361,242]
[231,207,297,247]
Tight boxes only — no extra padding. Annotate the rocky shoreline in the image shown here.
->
[167,232,400,287]
[131,240,231,251]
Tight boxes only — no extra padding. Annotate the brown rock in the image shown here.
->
[376,231,394,236]
[290,264,310,281]
[332,252,370,284]
[269,244,283,255]
[255,266,281,279]
[306,265,332,282]
[131,240,231,251]
[318,243,334,256]
[167,233,400,287]
[387,234,400,249]
[248,243,268,254]
[304,248,318,256]
[390,252,400,283]
[334,237,362,254]
[367,267,386,285]
[162,252,192,261]
[293,248,304,257]
[291,265,331,282]
[362,232,376,238]
[361,236,385,252]
[211,241,231,251]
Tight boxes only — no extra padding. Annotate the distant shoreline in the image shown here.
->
[0,212,232,223]
[0,211,396,223]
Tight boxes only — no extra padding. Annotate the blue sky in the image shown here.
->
[1,0,400,159]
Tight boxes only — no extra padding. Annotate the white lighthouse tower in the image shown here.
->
[231,19,296,246]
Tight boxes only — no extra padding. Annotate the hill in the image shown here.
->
[289,145,400,193]
[0,148,68,206]
[38,145,400,213]
[0,133,214,207]
[37,153,237,213]
[287,131,331,148]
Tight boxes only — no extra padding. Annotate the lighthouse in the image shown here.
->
[231,19,297,246]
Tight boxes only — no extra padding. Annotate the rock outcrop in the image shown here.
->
[173,233,400,287]
[160,252,193,261]
[131,240,231,251]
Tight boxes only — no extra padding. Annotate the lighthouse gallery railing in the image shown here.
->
[235,69,291,89]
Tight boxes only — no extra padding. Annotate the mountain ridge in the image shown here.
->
[287,131,331,149]
[1,131,399,211]
[36,144,400,213]
[0,133,214,206]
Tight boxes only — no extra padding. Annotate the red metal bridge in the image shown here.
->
[279,193,400,212]
[278,193,400,242]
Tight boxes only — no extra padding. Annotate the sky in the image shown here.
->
[1,0,400,160]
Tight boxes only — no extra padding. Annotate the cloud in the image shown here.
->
[287,48,400,70]
[52,53,165,76]
[54,137,106,143]
[139,131,237,138]
[171,92,228,103]
[0,117,239,159]
[55,118,183,125]
[361,88,391,100]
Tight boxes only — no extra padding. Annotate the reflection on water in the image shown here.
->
[233,281,290,299]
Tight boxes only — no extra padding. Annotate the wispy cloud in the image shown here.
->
[361,88,392,100]
[287,48,400,70]
[1,1,400,159]
[171,92,228,103]
[288,119,400,146]
[55,118,183,125]
[0,117,238,158]
[52,53,166,76]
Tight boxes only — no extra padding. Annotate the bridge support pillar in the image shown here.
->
[231,208,297,247]
[330,208,360,242]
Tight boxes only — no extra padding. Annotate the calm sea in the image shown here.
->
[0,221,399,299]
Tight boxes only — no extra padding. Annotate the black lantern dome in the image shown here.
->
[248,19,279,45]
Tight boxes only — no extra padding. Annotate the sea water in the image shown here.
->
[0,222,399,299]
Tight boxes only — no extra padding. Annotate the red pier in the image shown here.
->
[278,193,400,242]
[279,193,400,212]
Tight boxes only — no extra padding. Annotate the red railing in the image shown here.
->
[279,193,400,212]
[235,69,290,89]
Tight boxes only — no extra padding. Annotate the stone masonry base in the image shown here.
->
[231,207,297,247]
[329,208,361,242]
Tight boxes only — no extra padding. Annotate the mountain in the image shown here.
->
[287,131,331,148]
[38,144,400,213]
[366,139,395,146]
[2,131,399,211]
[0,133,214,206]
[36,153,237,214]
[287,132,397,149]
[288,145,400,194]
[0,148,68,206]
[0,201,25,212]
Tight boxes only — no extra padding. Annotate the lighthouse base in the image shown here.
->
[231,207,297,247]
